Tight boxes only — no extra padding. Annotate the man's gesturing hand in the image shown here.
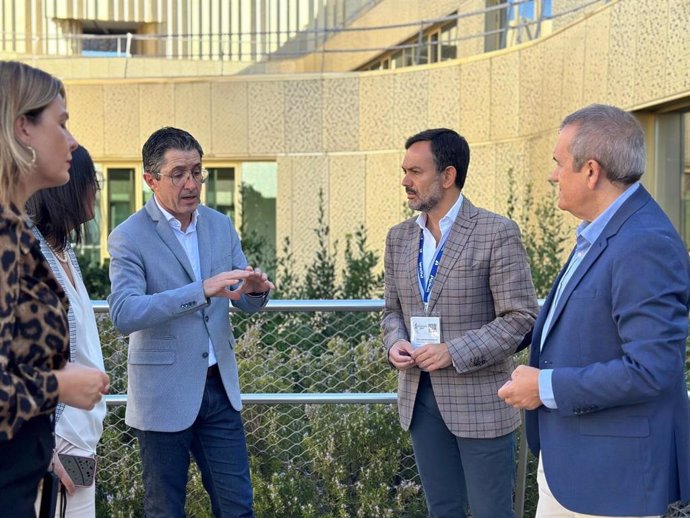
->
[203,270,251,300]
[203,267,275,300]
[239,266,275,295]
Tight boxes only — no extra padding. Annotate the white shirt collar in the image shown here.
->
[153,195,199,232]
[415,193,464,234]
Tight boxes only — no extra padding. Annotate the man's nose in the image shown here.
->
[183,172,197,188]
[549,168,559,183]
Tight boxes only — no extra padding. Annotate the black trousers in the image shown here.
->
[0,414,54,518]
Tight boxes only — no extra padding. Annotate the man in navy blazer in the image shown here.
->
[498,104,690,517]
[108,127,274,518]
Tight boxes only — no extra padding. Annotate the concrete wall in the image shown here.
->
[18,0,689,267]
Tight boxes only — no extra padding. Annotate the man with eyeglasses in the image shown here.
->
[107,127,274,518]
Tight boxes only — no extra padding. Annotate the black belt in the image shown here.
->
[207,363,220,379]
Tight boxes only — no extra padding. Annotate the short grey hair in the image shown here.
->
[561,104,645,185]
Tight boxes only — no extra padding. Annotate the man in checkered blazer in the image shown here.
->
[383,128,538,518]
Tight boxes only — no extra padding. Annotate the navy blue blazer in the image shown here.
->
[526,186,690,516]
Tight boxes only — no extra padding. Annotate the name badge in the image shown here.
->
[410,316,441,349]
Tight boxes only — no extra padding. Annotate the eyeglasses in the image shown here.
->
[157,168,208,187]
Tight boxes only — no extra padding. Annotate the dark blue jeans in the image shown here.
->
[135,375,253,518]
[410,373,516,518]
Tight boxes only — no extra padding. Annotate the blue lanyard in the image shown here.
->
[418,230,446,305]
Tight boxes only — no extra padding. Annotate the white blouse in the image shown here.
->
[34,229,107,455]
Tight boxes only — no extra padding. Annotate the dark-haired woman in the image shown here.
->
[27,145,106,518]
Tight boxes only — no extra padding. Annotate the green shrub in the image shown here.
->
[506,169,568,298]
[77,256,110,300]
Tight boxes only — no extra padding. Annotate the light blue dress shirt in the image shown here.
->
[155,197,218,367]
[538,182,640,408]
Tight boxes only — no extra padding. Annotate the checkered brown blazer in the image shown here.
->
[382,197,538,438]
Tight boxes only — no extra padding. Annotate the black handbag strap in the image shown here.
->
[38,471,59,518]
[59,484,67,518]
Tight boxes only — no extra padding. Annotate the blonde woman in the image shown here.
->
[0,61,109,516]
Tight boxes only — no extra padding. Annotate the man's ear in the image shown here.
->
[442,166,457,189]
[585,159,603,189]
[14,114,32,146]
[143,172,158,191]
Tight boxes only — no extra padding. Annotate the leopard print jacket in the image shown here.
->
[0,203,69,441]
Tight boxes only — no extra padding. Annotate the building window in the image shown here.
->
[358,14,458,71]
[108,168,135,234]
[507,0,552,22]
[142,180,154,205]
[485,0,552,51]
[650,110,690,249]
[205,162,277,264]
[240,163,277,253]
[80,21,140,57]
[439,21,458,60]
[206,167,236,220]
[97,163,276,265]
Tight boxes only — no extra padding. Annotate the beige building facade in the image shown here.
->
[3,0,690,267]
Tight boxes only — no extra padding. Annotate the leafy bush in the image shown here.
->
[77,257,111,300]
[506,169,568,298]
[239,332,423,518]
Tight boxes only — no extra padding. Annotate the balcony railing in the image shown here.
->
[1,0,610,73]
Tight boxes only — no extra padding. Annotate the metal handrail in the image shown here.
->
[105,392,397,406]
[1,0,602,45]
[2,0,610,64]
[99,298,392,406]
[92,298,385,314]
[95,295,686,409]
[99,298,393,409]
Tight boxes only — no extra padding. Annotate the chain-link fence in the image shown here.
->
[93,301,688,518]
[95,301,434,517]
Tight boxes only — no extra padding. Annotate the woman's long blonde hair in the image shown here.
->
[0,61,65,205]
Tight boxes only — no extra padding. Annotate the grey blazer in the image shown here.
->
[108,198,267,432]
[382,198,538,438]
